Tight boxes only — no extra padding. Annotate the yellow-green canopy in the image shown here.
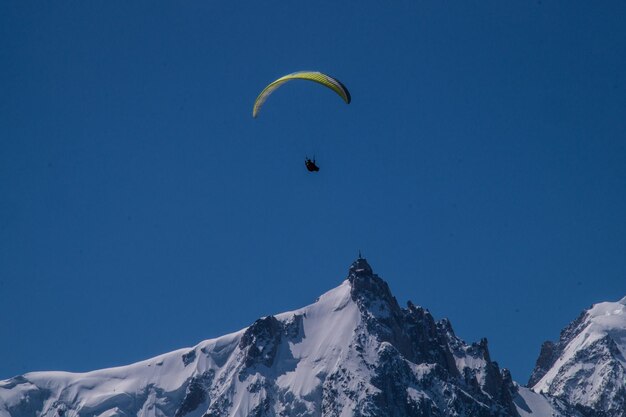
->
[252,71,351,118]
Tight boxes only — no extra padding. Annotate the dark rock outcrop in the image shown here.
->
[346,256,519,417]
[239,315,282,369]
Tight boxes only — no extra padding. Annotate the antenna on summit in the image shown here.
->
[358,250,362,259]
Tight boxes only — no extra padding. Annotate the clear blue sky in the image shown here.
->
[1,1,625,383]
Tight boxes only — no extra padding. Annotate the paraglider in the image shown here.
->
[253,71,350,172]
[305,157,320,172]
[252,71,351,118]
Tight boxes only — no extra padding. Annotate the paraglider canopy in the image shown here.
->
[252,71,351,118]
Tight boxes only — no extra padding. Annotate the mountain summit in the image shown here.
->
[0,258,617,417]
[528,297,626,417]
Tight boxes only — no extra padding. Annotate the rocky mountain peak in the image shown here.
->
[529,297,626,417]
[344,257,519,416]
[527,340,556,387]
[348,255,373,277]
[347,256,401,319]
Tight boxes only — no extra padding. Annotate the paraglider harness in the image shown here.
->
[305,157,319,172]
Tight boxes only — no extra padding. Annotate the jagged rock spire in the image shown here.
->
[349,254,373,277]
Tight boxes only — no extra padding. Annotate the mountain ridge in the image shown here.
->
[1,257,623,417]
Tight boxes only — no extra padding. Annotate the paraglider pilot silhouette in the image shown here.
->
[252,71,350,173]
[305,157,320,172]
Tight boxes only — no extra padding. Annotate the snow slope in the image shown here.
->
[0,279,359,417]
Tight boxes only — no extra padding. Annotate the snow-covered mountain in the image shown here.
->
[528,297,626,417]
[0,257,609,417]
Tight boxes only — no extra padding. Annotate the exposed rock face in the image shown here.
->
[529,298,626,417]
[528,310,589,387]
[527,341,556,388]
[175,371,215,417]
[239,316,283,369]
[346,257,519,417]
